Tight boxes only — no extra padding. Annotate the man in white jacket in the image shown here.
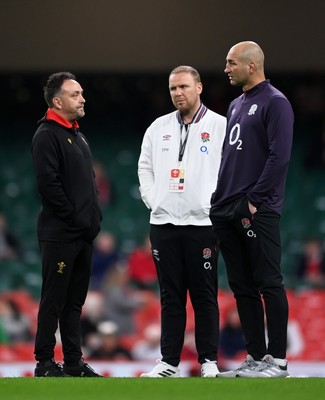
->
[138,66,226,377]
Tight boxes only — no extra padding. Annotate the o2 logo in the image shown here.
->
[229,123,242,150]
[204,262,212,270]
[247,230,256,238]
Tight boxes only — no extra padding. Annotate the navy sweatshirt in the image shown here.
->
[211,80,294,215]
[32,111,102,242]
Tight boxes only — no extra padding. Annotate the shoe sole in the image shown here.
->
[217,371,241,378]
[237,372,290,378]
[140,374,180,378]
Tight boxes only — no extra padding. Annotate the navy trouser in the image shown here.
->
[210,196,288,360]
[34,239,93,363]
[150,224,219,366]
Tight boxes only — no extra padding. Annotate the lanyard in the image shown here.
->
[178,124,190,162]
[177,103,205,162]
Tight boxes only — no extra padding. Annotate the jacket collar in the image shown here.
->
[176,103,208,125]
[45,108,79,129]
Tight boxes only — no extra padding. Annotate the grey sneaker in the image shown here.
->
[238,354,289,378]
[217,354,260,378]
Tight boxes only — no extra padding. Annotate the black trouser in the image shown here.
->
[34,239,93,363]
[150,224,219,366]
[210,196,288,360]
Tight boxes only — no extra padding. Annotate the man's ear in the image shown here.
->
[52,97,62,109]
[248,61,257,74]
[197,82,203,95]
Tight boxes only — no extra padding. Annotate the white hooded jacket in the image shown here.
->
[138,104,226,226]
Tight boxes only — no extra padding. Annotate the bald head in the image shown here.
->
[225,41,266,90]
[231,41,264,70]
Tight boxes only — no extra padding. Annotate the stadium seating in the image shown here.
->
[0,119,324,363]
[0,124,323,294]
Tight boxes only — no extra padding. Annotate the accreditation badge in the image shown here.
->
[169,168,185,192]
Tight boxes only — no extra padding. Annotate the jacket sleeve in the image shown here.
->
[32,130,75,221]
[248,97,294,207]
[138,127,154,209]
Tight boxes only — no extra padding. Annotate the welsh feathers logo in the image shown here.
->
[57,261,66,274]
[201,132,210,142]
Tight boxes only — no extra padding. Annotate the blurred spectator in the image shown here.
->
[181,329,197,362]
[101,262,148,335]
[0,319,7,343]
[90,231,120,290]
[264,317,305,359]
[218,303,304,360]
[89,321,133,360]
[127,235,158,292]
[181,329,205,377]
[181,326,227,375]
[286,319,305,358]
[80,291,105,351]
[132,323,161,361]
[93,160,113,206]
[219,305,246,359]
[0,213,21,261]
[0,298,32,343]
[296,237,325,288]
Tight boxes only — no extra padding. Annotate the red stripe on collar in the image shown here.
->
[46,108,79,129]
[176,103,207,124]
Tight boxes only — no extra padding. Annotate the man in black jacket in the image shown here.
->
[32,72,102,377]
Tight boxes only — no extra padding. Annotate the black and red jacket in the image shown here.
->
[32,109,102,242]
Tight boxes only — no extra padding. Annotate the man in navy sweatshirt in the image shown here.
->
[210,41,294,378]
[32,72,102,377]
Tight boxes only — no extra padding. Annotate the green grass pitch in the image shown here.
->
[0,377,324,400]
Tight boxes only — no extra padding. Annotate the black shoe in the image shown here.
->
[63,360,103,377]
[35,359,70,377]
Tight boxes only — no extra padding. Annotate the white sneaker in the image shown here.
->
[238,354,289,378]
[140,360,180,378]
[201,359,219,377]
[217,354,260,378]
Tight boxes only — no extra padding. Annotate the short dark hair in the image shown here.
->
[43,71,76,107]
[169,65,201,83]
